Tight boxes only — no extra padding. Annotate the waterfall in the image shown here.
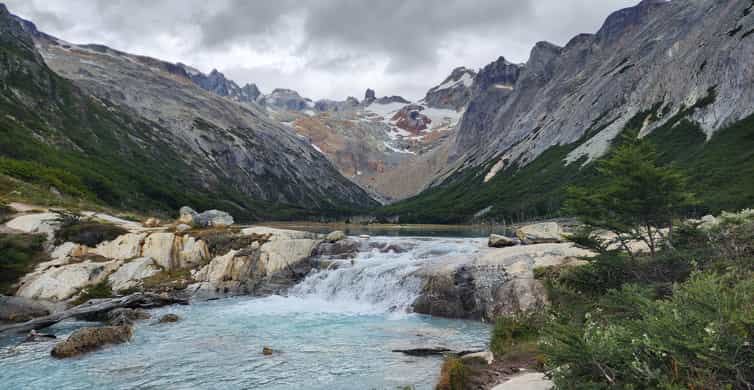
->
[289,237,484,313]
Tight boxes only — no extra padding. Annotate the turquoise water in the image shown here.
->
[0,237,491,389]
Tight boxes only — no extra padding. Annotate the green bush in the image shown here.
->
[54,217,128,247]
[542,272,754,389]
[71,280,114,306]
[0,233,49,294]
[490,312,543,360]
[436,357,470,390]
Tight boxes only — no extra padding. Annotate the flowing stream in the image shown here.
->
[0,236,491,390]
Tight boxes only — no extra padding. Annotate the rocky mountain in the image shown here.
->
[0,5,376,220]
[179,65,262,103]
[451,0,754,171]
[422,66,477,111]
[380,0,754,223]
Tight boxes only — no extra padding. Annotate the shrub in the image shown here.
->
[490,312,543,360]
[71,280,113,306]
[436,357,469,390]
[542,272,754,389]
[0,233,48,294]
[54,217,128,247]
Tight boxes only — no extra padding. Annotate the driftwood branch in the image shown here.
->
[392,347,483,357]
[0,293,188,336]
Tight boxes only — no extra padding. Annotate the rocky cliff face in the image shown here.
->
[451,0,754,174]
[422,66,477,111]
[180,65,261,103]
[6,8,376,214]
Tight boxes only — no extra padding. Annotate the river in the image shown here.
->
[0,236,491,389]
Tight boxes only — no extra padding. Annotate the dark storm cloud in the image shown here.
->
[3,0,638,99]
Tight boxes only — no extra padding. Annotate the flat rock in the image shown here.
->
[515,222,564,244]
[5,212,60,240]
[491,372,553,390]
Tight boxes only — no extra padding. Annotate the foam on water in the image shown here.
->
[0,236,490,390]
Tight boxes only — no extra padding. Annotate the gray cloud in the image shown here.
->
[4,0,638,100]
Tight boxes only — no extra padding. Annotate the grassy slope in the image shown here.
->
[0,29,362,222]
[378,106,754,224]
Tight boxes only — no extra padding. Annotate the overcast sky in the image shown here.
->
[6,0,638,101]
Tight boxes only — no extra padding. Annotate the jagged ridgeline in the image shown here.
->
[379,0,754,224]
[0,5,377,220]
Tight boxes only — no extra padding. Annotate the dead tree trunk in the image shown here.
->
[0,293,188,336]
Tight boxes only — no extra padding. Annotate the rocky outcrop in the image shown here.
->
[180,66,261,103]
[91,233,147,261]
[107,257,161,293]
[515,222,564,244]
[450,0,754,174]
[392,104,432,134]
[51,325,133,358]
[192,227,321,296]
[259,89,313,111]
[423,66,477,111]
[5,213,60,240]
[16,260,121,301]
[413,243,591,320]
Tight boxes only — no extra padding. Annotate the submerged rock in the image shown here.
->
[51,326,133,358]
[106,308,151,326]
[157,313,180,324]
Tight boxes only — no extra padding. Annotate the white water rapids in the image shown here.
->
[0,236,491,390]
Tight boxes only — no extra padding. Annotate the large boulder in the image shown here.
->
[178,206,233,228]
[16,260,121,301]
[515,222,564,244]
[258,238,319,275]
[195,210,234,227]
[51,326,133,358]
[178,206,198,225]
[91,233,147,260]
[413,243,591,320]
[5,212,60,240]
[488,234,520,248]
[107,257,161,293]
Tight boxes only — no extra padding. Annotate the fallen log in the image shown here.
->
[392,347,484,357]
[0,293,188,336]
